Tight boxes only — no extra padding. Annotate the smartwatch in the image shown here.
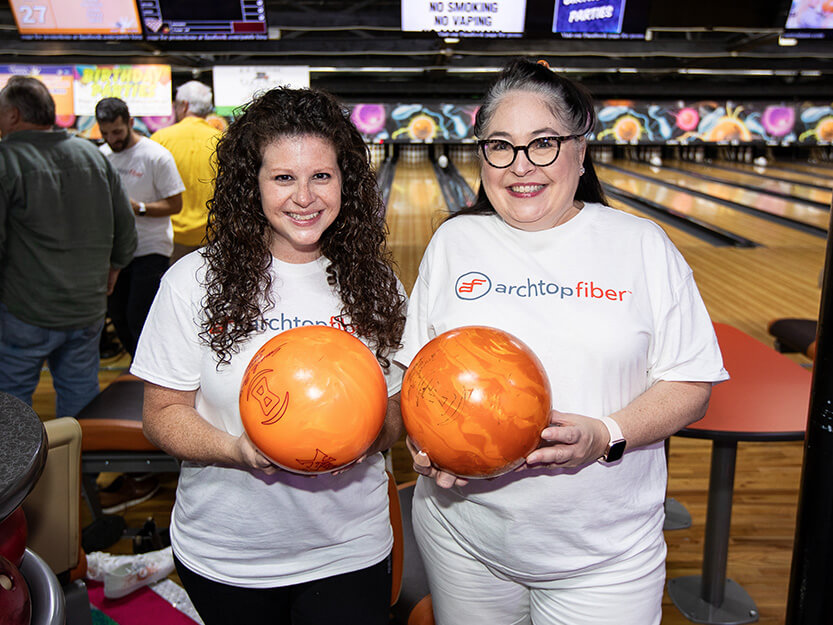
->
[598,416,626,463]
[137,201,147,215]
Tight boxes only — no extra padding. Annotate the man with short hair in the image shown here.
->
[151,80,221,263]
[0,76,136,417]
[95,97,185,357]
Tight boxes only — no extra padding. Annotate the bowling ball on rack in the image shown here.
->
[239,325,388,474]
[0,507,26,568]
[0,555,31,625]
[401,326,552,479]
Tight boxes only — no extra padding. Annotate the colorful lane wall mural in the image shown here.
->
[349,103,480,143]
[46,100,833,147]
[594,100,813,144]
[344,100,831,145]
[1,64,831,145]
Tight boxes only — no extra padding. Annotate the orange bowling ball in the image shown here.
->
[239,326,387,474]
[402,326,552,478]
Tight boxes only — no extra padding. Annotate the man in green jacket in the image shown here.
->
[0,76,137,417]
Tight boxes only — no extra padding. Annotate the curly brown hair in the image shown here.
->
[200,87,405,368]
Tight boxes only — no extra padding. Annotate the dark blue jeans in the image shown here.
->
[0,302,103,417]
[174,552,392,625]
[108,253,169,357]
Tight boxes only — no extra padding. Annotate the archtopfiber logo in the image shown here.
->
[453,271,633,303]
[455,271,492,300]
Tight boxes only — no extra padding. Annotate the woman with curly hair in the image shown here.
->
[130,87,406,625]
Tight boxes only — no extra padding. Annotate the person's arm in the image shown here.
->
[142,382,277,474]
[130,192,182,217]
[525,380,711,468]
[106,267,120,295]
[362,392,403,458]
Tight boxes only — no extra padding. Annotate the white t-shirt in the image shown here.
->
[131,252,404,587]
[101,136,185,258]
[397,204,728,583]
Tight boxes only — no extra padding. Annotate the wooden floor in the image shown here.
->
[31,154,825,625]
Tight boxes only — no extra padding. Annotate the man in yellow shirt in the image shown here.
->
[151,81,222,263]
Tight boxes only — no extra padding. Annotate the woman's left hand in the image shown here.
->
[525,410,610,469]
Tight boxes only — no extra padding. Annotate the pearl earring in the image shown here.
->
[579,166,586,176]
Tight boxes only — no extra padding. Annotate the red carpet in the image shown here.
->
[87,580,200,625]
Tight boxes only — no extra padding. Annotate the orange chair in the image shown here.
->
[74,374,178,550]
[75,374,179,517]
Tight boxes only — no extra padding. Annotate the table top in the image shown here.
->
[677,323,811,442]
[0,392,47,522]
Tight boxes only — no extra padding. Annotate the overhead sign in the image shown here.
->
[553,0,627,34]
[72,65,172,117]
[212,66,310,116]
[9,0,141,40]
[401,1,527,37]
[0,65,74,116]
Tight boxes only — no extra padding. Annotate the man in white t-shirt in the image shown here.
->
[95,97,185,358]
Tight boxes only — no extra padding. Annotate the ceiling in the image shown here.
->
[1,0,832,101]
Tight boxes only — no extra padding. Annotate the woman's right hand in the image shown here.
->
[406,436,468,489]
[234,432,280,475]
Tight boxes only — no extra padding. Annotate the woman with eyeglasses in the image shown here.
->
[396,59,728,625]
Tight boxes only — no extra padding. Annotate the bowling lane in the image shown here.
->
[772,161,833,178]
[671,160,832,206]
[605,196,708,250]
[718,161,833,189]
[384,157,450,482]
[454,157,481,195]
[598,163,824,247]
[615,160,830,231]
[683,244,824,342]
[385,159,449,293]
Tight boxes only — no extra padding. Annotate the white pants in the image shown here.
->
[412,496,666,625]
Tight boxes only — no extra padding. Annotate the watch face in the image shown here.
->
[605,440,626,462]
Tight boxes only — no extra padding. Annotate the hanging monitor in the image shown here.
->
[137,0,267,41]
[401,0,527,38]
[547,0,650,39]
[10,0,142,40]
[783,0,833,39]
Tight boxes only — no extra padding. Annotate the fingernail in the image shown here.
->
[417,451,428,457]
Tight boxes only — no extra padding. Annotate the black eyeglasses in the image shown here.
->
[477,135,583,168]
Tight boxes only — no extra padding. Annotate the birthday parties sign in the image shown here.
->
[553,0,626,34]
[72,64,172,116]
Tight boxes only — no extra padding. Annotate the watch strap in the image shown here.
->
[598,416,626,462]
[598,416,623,443]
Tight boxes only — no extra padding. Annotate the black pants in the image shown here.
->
[107,253,169,357]
[174,552,392,625]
